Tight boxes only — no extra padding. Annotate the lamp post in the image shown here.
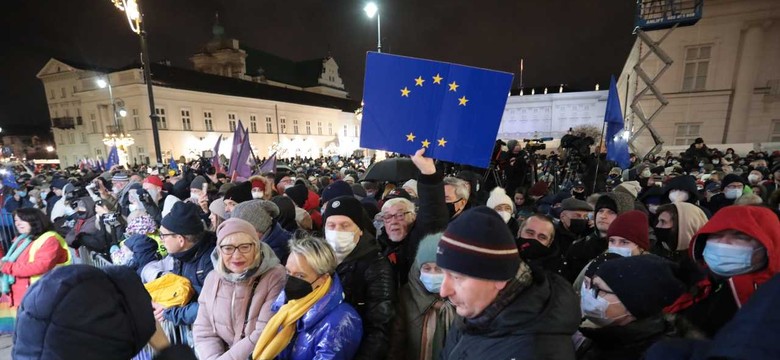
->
[364,2,381,53]
[109,0,162,166]
[97,76,134,166]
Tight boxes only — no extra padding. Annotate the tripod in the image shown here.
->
[482,162,504,189]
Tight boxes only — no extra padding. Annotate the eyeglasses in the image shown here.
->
[382,211,411,221]
[219,243,255,255]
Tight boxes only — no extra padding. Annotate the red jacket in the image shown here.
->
[2,233,70,306]
[304,190,323,230]
[667,206,779,313]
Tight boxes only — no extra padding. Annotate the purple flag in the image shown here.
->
[259,152,277,174]
[212,136,222,173]
[234,126,252,178]
[228,120,245,174]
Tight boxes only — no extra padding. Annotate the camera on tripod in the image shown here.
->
[560,129,595,159]
[523,137,552,153]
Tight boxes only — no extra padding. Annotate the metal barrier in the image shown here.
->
[0,212,17,253]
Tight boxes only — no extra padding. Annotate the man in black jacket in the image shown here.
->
[437,206,580,359]
[323,195,396,360]
[376,149,450,287]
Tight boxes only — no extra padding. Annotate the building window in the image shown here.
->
[306,121,311,134]
[81,133,87,143]
[293,119,299,134]
[343,125,348,136]
[61,88,66,98]
[155,107,167,129]
[53,110,59,118]
[132,109,140,129]
[137,147,145,154]
[682,45,710,91]
[72,85,77,94]
[58,133,64,145]
[281,117,287,134]
[674,123,701,146]
[96,148,102,156]
[250,115,258,133]
[318,122,323,135]
[328,123,333,135]
[68,133,75,144]
[181,109,191,130]
[91,119,97,133]
[50,89,55,99]
[228,113,237,132]
[266,116,273,133]
[771,120,780,142]
[204,111,213,131]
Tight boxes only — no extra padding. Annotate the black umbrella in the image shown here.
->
[361,158,420,183]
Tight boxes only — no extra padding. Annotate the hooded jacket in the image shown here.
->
[261,221,292,265]
[336,233,396,360]
[440,266,580,360]
[273,275,364,360]
[193,242,286,360]
[670,206,780,337]
[662,175,712,218]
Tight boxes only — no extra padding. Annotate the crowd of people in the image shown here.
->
[1,137,779,360]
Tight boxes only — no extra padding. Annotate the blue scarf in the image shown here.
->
[1,234,32,294]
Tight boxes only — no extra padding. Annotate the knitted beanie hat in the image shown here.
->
[231,200,279,234]
[323,196,364,231]
[486,187,514,211]
[161,202,204,235]
[607,210,650,250]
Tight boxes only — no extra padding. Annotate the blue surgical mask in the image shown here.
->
[419,272,444,294]
[17,191,27,197]
[607,246,632,257]
[703,242,764,277]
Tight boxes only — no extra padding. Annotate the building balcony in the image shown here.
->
[52,117,75,129]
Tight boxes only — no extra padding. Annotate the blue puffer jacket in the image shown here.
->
[262,221,292,264]
[163,232,216,326]
[124,234,161,277]
[273,275,363,360]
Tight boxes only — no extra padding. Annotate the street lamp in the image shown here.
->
[96,76,134,159]
[109,0,162,166]
[364,2,381,53]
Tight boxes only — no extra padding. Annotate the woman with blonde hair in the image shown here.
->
[193,218,286,360]
[252,236,362,360]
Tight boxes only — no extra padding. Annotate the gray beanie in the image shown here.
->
[190,176,207,190]
[231,200,279,234]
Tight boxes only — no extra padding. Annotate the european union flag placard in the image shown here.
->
[360,52,513,168]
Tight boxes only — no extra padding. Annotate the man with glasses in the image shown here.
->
[153,201,217,326]
[376,149,450,286]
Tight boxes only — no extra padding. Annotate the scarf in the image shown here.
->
[0,234,32,294]
[419,299,455,360]
[252,275,332,360]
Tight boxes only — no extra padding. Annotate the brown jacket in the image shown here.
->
[193,243,285,360]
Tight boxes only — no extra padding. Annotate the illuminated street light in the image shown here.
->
[46,146,54,152]
[364,2,381,53]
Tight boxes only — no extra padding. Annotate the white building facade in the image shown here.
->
[621,0,780,154]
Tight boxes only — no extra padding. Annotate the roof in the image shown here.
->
[241,47,327,88]
[147,63,359,112]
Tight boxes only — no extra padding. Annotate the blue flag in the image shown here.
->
[360,53,514,168]
[2,170,18,190]
[105,146,119,170]
[604,76,630,169]
[169,155,178,173]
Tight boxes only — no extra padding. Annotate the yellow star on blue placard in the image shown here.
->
[448,81,459,92]
[458,96,469,106]
[421,139,431,148]
[432,74,443,84]
[437,138,447,147]
[400,87,411,97]
[406,132,416,142]
[414,76,425,86]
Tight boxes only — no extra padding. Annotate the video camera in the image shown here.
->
[523,137,553,153]
[560,130,594,159]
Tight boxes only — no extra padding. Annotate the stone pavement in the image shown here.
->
[0,334,11,359]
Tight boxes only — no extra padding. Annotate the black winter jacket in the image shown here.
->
[564,230,608,282]
[337,234,397,360]
[576,316,677,360]
[441,270,580,360]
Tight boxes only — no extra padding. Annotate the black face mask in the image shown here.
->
[517,237,554,259]
[568,218,589,236]
[572,191,586,201]
[446,199,462,218]
[653,227,677,251]
[284,275,316,301]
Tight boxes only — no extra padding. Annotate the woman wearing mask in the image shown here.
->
[575,255,686,360]
[390,233,455,360]
[193,218,286,360]
[487,187,519,241]
[251,236,362,360]
[0,208,70,333]
[3,187,33,213]
[651,203,708,262]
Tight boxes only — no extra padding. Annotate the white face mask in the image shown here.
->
[648,204,659,214]
[129,203,139,213]
[580,283,628,327]
[641,169,652,178]
[148,188,160,200]
[607,246,633,257]
[64,207,76,216]
[189,193,200,202]
[325,229,358,264]
[284,184,294,191]
[668,190,689,203]
[497,210,512,224]
[747,174,761,184]
[251,190,264,199]
[712,160,720,165]
[725,188,742,200]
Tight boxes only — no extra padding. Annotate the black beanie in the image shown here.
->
[14,265,155,359]
[284,183,309,208]
[596,255,686,319]
[274,171,291,186]
[321,181,354,204]
[584,252,623,279]
[161,202,204,235]
[437,206,520,281]
[323,196,364,231]
[224,181,253,204]
[722,173,746,188]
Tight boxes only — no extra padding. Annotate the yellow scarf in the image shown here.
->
[252,275,332,360]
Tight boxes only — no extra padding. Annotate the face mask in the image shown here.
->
[573,191,586,201]
[497,210,512,223]
[699,162,705,167]
[703,242,763,277]
[654,227,675,251]
[568,218,589,236]
[325,229,357,264]
[129,203,139,213]
[366,191,376,198]
[648,204,659,214]
[419,272,444,294]
[148,188,160,200]
[251,191,264,199]
[64,207,76,216]
[747,174,760,184]
[668,190,689,203]
[446,200,460,218]
[725,188,742,200]
[607,246,632,257]
[580,283,626,327]
[712,160,720,165]
[17,191,27,197]
[641,169,652,178]
[284,184,294,191]
[189,193,200,202]
[285,275,315,301]
[517,237,553,259]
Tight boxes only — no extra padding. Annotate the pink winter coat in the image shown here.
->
[193,244,286,360]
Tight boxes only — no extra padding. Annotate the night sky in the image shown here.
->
[1,0,636,134]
